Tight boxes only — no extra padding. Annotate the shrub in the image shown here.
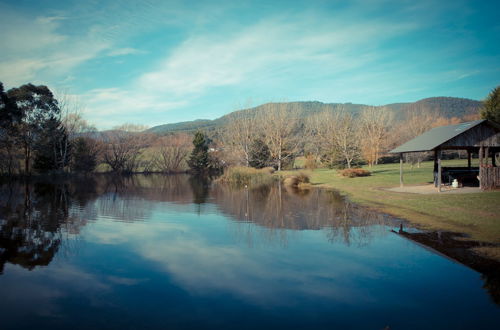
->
[339,168,371,178]
[304,154,318,170]
[218,166,276,187]
[261,167,275,174]
[283,171,311,187]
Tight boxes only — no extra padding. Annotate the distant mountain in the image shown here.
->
[146,97,482,135]
[147,119,214,134]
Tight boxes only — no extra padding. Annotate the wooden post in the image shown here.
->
[479,145,484,190]
[433,150,438,187]
[485,147,490,166]
[467,150,471,169]
[399,153,404,188]
[437,149,442,192]
[479,145,483,167]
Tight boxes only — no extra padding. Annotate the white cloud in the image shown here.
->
[82,88,187,128]
[107,47,146,57]
[85,218,378,306]
[136,15,416,97]
[0,3,422,127]
[0,6,111,88]
[76,13,417,128]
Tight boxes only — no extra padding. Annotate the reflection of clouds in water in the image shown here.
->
[85,218,379,306]
[107,275,148,286]
[0,263,111,320]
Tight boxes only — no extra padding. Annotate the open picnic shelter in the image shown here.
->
[390,120,500,191]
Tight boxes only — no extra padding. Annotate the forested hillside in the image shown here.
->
[148,97,481,135]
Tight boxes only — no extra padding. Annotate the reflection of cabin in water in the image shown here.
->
[390,120,500,191]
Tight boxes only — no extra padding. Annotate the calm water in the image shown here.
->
[0,174,498,329]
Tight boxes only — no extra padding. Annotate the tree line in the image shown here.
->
[0,82,196,176]
[216,101,483,171]
[1,81,498,176]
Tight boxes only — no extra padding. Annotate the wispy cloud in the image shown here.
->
[82,88,187,128]
[0,5,111,87]
[137,15,417,97]
[79,13,417,128]
[107,47,146,57]
[1,0,497,127]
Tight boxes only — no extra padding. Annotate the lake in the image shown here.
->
[0,174,498,329]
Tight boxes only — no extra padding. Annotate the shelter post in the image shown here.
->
[437,149,442,192]
[399,153,404,187]
[467,150,471,169]
[433,150,438,187]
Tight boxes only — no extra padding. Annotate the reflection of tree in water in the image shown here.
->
[96,175,151,222]
[0,178,97,274]
[211,183,397,247]
[189,175,210,205]
[94,174,197,221]
[2,174,498,305]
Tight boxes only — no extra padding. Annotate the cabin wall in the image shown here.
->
[441,124,500,148]
[479,167,500,190]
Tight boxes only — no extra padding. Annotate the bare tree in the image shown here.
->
[359,106,393,167]
[58,92,93,172]
[258,103,300,171]
[102,124,153,173]
[330,109,360,168]
[307,107,360,168]
[221,112,257,166]
[393,106,440,168]
[153,133,192,173]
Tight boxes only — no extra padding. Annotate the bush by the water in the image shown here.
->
[218,166,276,187]
[283,171,311,187]
[339,168,371,178]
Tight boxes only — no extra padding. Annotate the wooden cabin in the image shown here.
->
[390,120,500,191]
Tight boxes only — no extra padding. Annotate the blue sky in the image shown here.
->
[0,0,499,129]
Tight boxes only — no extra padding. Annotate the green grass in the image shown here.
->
[288,159,500,251]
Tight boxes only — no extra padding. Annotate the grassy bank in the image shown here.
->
[294,160,500,253]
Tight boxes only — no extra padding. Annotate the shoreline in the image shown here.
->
[307,165,500,264]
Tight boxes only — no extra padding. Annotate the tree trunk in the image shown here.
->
[24,143,30,175]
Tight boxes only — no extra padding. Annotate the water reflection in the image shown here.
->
[211,183,394,247]
[0,178,92,273]
[0,174,499,312]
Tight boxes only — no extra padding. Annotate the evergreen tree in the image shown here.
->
[0,82,22,175]
[33,117,70,173]
[249,138,271,168]
[481,86,500,123]
[7,84,60,174]
[71,137,98,173]
[188,131,209,173]
[0,82,21,127]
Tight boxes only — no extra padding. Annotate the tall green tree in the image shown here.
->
[481,86,500,123]
[71,137,99,173]
[33,117,70,173]
[188,131,209,173]
[249,138,271,168]
[0,82,22,175]
[7,84,60,175]
[0,82,21,126]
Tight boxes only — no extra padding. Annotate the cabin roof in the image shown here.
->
[390,119,500,153]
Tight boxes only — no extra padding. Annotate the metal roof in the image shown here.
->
[390,120,486,153]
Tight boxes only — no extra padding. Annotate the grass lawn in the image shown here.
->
[300,160,500,251]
